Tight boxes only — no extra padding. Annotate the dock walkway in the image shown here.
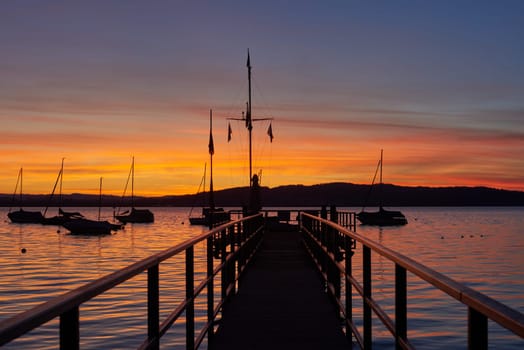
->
[212,228,351,349]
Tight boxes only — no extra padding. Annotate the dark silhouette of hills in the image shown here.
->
[1,183,523,207]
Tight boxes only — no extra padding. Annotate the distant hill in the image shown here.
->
[1,183,523,207]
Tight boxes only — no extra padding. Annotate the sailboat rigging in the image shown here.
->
[356,150,407,226]
[188,163,207,220]
[189,110,230,226]
[115,157,154,223]
[227,50,274,214]
[7,168,44,224]
[227,50,274,188]
[41,158,84,225]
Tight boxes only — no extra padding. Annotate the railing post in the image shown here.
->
[363,245,372,349]
[221,228,227,301]
[330,205,338,225]
[230,224,236,295]
[321,206,327,220]
[60,306,79,350]
[148,264,160,350]
[468,307,487,350]
[345,236,353,344]
[207,236,214,342]
[237,220,246,280]
[186,246,195,350]
[395,264,407,350]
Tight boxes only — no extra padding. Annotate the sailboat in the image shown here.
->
[115,157,154,223]
[7,168,44,224]
[41,159,84,225]
[356,150,408,226]
[189,110,230,226]
[63,177,123,235]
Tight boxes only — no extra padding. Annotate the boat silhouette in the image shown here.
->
[62,177,123,235]
[189,110,230,226]
[357,150,407,226]
[115,157,154,223]
[7,168,44,224]
[41,159,84,225]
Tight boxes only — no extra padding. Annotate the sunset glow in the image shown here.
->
[1,2,523,196]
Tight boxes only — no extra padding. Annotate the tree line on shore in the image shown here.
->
[1,183,523,207]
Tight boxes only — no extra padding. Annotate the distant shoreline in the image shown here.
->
[1,182,523,207]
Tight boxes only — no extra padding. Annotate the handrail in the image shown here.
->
[300,211,524,349]
[0,213,265,349]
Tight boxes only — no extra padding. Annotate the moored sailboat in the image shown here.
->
[41,159,84,225]
[357,150,407,226]
[115,157,154,223]
[62,177,123,235]
[63,218,122,235]
[189,110,230,226]
[7,168,44,224]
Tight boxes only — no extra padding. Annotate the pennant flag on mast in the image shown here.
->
[208,110,215,155]
[267,123,274,142]
[208,132,214,155]
[227,122,232,142]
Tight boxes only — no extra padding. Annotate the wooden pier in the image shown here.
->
[212,228,350,349]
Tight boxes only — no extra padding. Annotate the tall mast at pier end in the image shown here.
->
[247,50,253,186]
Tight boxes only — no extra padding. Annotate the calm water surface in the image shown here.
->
[0,206,522,349]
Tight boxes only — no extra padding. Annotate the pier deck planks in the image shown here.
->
[212,228,350,350]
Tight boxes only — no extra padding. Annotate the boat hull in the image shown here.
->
[116,208,154,223]
[8,209,44,224]
[63,219,122,235]
[357,208,407,226]
[189,208,230,226]
[41,210,84,225]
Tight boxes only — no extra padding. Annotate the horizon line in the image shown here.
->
[0,181,522,198]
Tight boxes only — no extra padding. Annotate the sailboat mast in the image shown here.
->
[380,149,383,208]
[380,149,383,184]
[59,158,64,210]
[247,49,253,187]
[10,168,22,212]
[98,177,103,221]
[131,156,135,208]
[19,168,23,205]
[209,109,215,209]
[203,163,206,202]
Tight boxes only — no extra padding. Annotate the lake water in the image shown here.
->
[0,207,523,349]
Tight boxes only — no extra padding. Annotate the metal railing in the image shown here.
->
[0,213,264,349]
[300,211,524,349]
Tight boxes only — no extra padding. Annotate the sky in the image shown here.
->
[1,1,523,196]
